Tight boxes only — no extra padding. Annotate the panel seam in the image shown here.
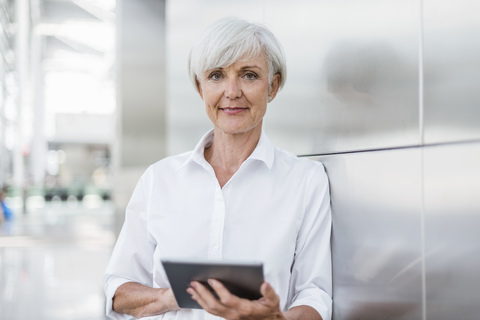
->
[419,0,425,146]
[419,1,427,320]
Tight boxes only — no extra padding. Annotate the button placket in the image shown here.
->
[208,185,225,260]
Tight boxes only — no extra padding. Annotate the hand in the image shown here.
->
[113,283,179,318]
[187,279,285,320]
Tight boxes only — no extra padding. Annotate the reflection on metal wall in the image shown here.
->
[423,0,480,143]
[268,0,420,155]
[317,143,480,320]
[316,150,424,320]
[424,143,480,319]
[310,0,480,318]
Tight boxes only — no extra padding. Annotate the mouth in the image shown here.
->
[219,107,248,115]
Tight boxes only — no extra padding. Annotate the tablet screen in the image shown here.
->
[162,259,264,309]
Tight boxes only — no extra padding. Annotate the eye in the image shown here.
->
[208,71,223,81]
[244,72,258,80]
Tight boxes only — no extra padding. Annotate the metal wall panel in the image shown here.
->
[119,0,166,167]
[314,149,423,320]
[423,143,480,319]
[264,0,420,155]
[166,0,420,156]
[423,1,480,143]
[114,0,167,235]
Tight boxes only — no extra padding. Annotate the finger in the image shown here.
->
[187,286,208,308]
[191,281,217,301]
[209,279,260,317]
[189,281,227,313]
[260,282,280,305]
[187,282,211,310]
[208,279,240,306]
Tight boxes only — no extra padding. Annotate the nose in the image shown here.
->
[224,78,242,99]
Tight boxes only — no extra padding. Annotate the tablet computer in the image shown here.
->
[161,259,264,309]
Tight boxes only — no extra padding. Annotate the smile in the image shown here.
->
[220,108,247,115]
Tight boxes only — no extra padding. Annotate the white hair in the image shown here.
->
[188,17,287,92]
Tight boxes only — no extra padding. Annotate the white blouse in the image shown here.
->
[104,130,332,320]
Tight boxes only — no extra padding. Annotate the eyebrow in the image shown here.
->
[211,65,262,71]
[240,65,262,70]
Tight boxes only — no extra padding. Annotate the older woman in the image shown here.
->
[104,17,332,320]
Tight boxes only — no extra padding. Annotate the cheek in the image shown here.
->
[247,87,269,107]
[250,82,269,99]
[204,96,220,113]
[202,87,222,106]
[202,94,220,120]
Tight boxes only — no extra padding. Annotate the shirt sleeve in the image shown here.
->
[103,169,156,320]
[288,163,332,320]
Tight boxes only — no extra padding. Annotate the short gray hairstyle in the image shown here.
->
[188,17,287,92]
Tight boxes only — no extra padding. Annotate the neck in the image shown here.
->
[204,125,262,179]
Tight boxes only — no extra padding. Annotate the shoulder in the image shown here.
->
[272,146,329,191]
[141,151,193,180]
[273,146,326,175]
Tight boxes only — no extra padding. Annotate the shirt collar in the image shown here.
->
[248,130,275,169]
[181,129,275,170]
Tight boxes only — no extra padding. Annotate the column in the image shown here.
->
[113,0,166,234]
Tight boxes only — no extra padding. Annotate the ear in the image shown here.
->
[268,73,281,102]
[195,78,204,100]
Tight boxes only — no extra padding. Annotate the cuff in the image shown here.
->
[289,287,332,320]
[104,274,135,320]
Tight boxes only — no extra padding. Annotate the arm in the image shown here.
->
[112,282,179,319]
[104,168,168,319]
[287,164,332,319]
[283,305,322,320]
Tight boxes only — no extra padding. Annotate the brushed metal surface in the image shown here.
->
[423,142,480,319]
[119,0,167,166]
[166,0,420,156]
[314,148,423,320]
[423,0,480,143]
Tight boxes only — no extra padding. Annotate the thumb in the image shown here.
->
[260,282,279,303]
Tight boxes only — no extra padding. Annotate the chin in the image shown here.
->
[218,124,261,136]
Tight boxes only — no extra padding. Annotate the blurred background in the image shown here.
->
[0,0,115,210]
[0,0,479,320]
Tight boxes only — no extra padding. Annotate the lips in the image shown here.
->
[220,107,247,115]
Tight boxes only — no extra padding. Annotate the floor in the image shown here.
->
[0,200,116,320]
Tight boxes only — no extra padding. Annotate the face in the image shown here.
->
[196,53,280,136]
